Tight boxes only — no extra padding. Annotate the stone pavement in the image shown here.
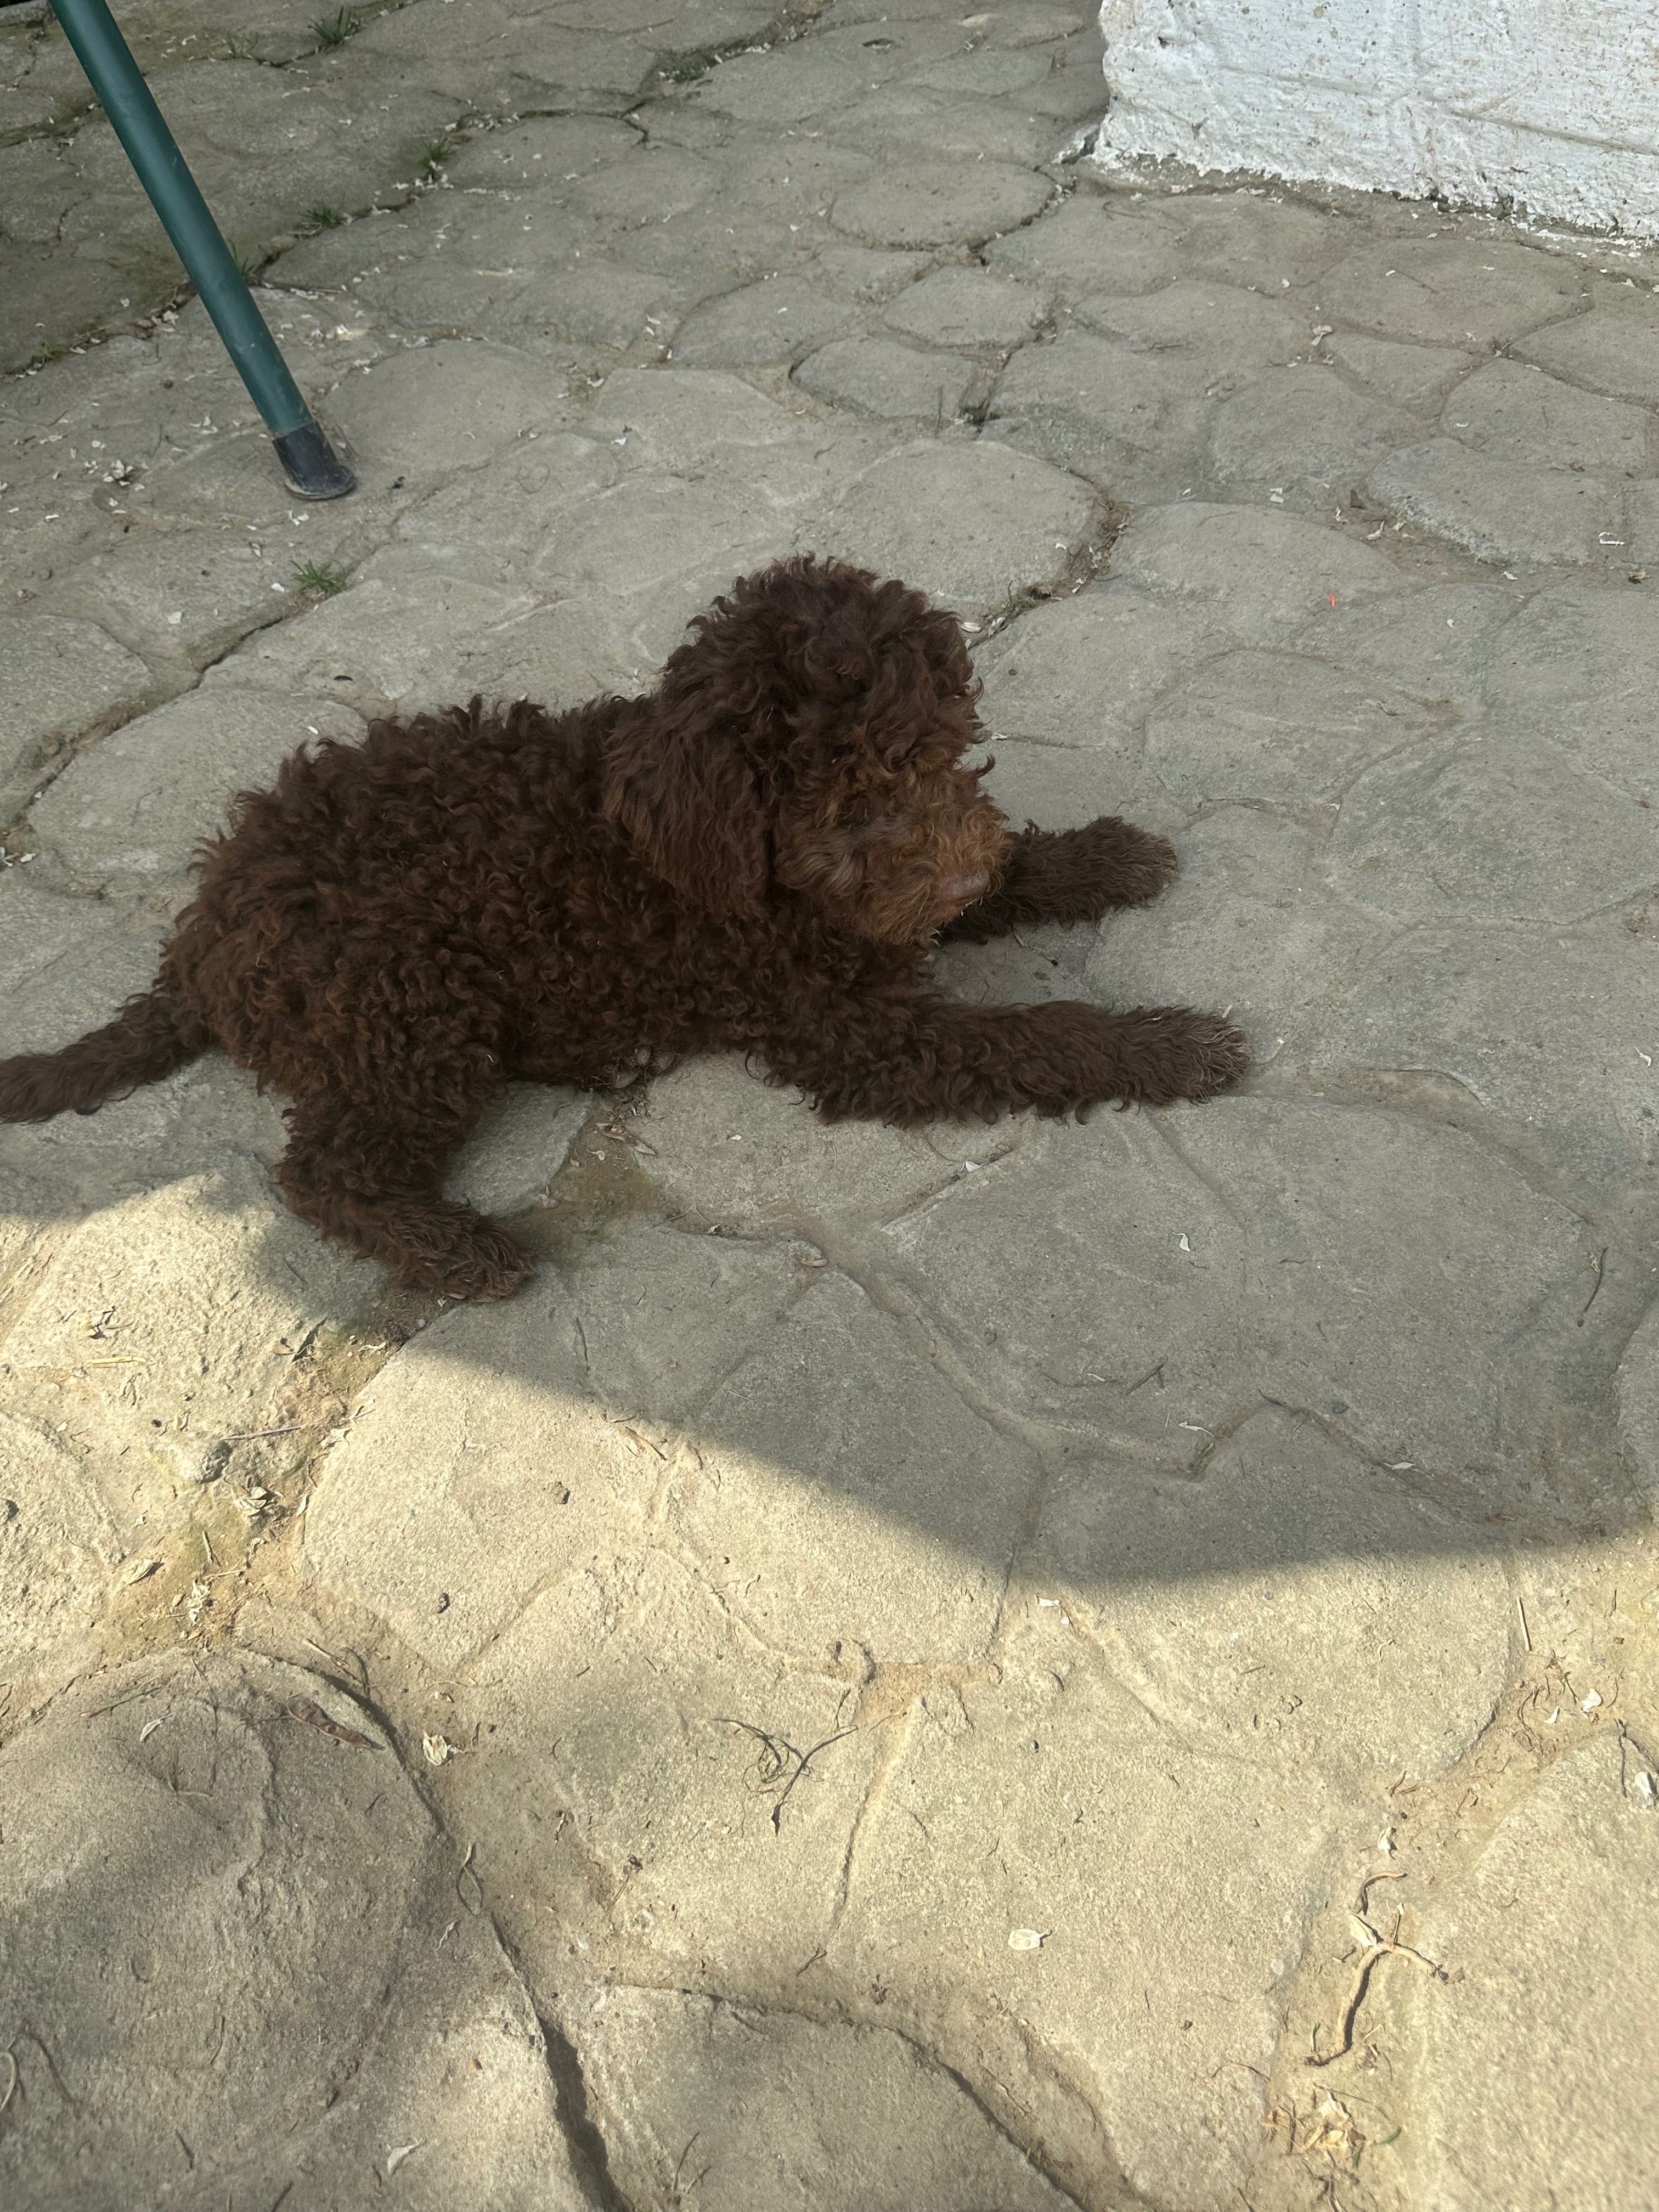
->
[2,0,1658,2204]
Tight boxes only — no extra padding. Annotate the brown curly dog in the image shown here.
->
[0,556,1248,1299]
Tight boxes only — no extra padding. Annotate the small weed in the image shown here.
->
[31,339,73,366]
[233,247,266,284]
[419,139,449,175]
[304,204,346,230]
[222,34,258,60]
[293,558,351,597]
[312,8,360,49]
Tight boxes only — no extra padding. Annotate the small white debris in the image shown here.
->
[423,1733,456,1766]
[139,1716,165,1742]
[1007,1927,1047,1950]
[1177,1233,1192,1252]
[1581,1690,1603,1712]
[385,2143,424,2177]
[1037,1597,1059,1607]
[166,611,183,625]
[1635,1771,1656,1806]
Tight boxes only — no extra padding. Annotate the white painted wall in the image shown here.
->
[1094,0,1659,238]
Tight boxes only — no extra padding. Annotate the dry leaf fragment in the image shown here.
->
[610,1420,665,1460]
[600,1121,658,1155]
[120,1557,161,1587]
[423,1733,456,1767]
[286,1696,381,1750]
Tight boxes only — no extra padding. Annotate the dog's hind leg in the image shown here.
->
[942,820,1177,943]
[276,1086,533,1300]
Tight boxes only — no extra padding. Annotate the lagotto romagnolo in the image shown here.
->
[0,557,1248,1297]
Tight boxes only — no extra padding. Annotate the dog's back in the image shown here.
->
[0,693,630,1121]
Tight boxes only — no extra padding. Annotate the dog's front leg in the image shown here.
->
[760,991,1247,1123]
[942,819,1178,943]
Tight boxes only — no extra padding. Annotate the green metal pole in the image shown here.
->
[47,0,354,499]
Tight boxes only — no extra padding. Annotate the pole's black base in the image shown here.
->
[273,417,356,500]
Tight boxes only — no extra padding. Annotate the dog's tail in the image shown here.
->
[0,980,208,1122]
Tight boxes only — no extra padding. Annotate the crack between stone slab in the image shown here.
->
[1260,1633,1631,2116]
[0,0,419,170]
[803,1200,1271,1491]
[555,1979,1107,2212]
[801,1223,1080,1475]
[530,2006,634,2212]
[1238,1390,1517,1530]
[697,1220,1093,1668]
[961,1989,1165,2212]
[3,0,862,786]
[455,1511,862,1694]
[5,0,810,364]
[1143,1114,1251,1231]
[1,534,392,843]
[1250,1063,1651,1243]
[433,1826,634,2212]
[823,1697,912,1944]
[1054,1596,1311,1781]
[16,4,1075,726]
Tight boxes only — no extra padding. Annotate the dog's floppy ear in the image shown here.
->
[601,699,770,918]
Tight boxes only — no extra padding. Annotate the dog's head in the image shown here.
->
[602,556,1008,944]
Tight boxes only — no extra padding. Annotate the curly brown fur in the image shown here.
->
[0,556,1248,1298]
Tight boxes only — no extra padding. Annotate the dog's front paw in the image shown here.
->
[1132,1007,1250,1105]
[393,1213,535,1301]
[1011,819,1178,923]
[1101,819,1179,908]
